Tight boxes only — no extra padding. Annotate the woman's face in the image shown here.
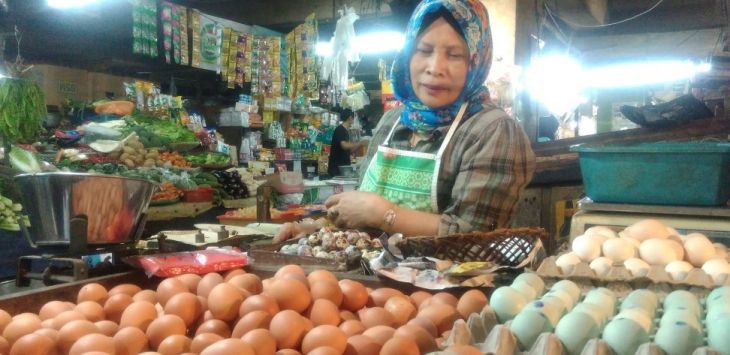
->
[409,17,469,109]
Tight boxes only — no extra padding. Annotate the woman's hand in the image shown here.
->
[324,191,393,229]
[273,222,306,243]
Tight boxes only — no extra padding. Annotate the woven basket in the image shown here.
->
[396,227,548,267]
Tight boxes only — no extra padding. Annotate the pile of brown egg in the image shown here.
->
[0,264,491,355]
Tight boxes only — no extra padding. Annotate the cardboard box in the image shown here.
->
[88,72,135,101]
[26,64,137,107]
[265,171,304,194]
[26,64,90,106]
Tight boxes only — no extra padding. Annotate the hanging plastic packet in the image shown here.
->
[178,5,190,65]
[235,33,246,87]
[147,0,159,58]
[190,10,202,68]
[220,27,232,83]
[161,2,173,64]
[131,1,144,55]
[171,3,182,64]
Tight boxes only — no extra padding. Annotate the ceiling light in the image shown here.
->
[587,61,712,88]
[48,0,102,9]
[355,32,405,54]
[315,31,405,57]
[525,54,586,115]
[315,41,333,57]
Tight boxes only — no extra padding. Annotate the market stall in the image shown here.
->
[1,0,730,354]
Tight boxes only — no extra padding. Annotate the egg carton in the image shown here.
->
[536,255,730,289]
[427,299,724,355]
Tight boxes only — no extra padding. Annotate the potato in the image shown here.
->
[143,159,155,167]
[123,159,135,168]
[122,146,135,154]
[109,151,121,159]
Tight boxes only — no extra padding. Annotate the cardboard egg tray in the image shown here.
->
[536,255,730,289]
[426,286,725,355]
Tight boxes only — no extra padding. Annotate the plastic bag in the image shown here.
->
[124,248,248,277]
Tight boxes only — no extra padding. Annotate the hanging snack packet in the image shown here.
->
[190,10,202,68]
[178,6,189,65]
[172,3,182,64]
[161,2,173,64]
[132,1,144,55]
[220,27,232,83]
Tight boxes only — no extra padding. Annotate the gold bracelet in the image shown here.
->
[382,208,396,232]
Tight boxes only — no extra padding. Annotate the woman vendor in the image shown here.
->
[276,0,535,241]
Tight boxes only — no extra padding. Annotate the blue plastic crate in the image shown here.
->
[570,142,730,206]
[0,230,35,279]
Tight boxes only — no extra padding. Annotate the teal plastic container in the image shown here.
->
[570,142,730,206]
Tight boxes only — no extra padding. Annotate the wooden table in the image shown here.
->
[147,202,215,221]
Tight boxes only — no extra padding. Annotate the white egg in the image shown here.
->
[572,235,601,262]
[623,219,671,242]
[702,258,730,285]
[665,260,693,281]
[684,234,716,267]
[714,243,728,260]
[624,257,651,277]
[602,238,635,263]
[556,253,582,275]
[621,236,641,251]
[584,226,618,239]
[585,233,610,246]
[589,256,614,277]
[666,239,685,260]
[666,226,680,237]
[639,239,679,265]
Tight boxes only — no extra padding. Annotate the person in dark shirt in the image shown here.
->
[328,109,368,177]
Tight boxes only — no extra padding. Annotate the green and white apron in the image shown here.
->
[360,103,468,213]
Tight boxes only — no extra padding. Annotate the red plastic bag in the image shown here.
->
[125,248,248,277]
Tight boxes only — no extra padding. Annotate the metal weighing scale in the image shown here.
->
[570,198,730,244]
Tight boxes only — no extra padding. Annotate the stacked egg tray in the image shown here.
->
[426,274,730,355]
[536,255,730,289]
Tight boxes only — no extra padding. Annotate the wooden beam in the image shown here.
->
[585,0,608,24]
[549,0,605,26]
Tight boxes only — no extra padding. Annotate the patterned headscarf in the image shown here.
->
[391,0,492,133]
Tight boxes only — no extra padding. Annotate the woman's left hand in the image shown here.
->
[324,191,393,229]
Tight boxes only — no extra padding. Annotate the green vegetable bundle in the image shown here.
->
[0,194,27,231]
[185,152,230,166]
[127,114,197,143]
[0,78,46,143]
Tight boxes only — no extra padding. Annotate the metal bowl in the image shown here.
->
[14,172,157,248]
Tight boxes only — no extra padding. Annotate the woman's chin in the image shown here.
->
[417,96,457,109]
